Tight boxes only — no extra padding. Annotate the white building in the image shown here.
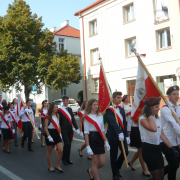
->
[75,0,180,105]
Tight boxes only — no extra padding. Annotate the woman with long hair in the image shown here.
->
[84,99,110,180]
[13,98,17,110]
[0,105,15,153]
[44,102,63,173]
[39,100,48,147]
[78,100,91,160]
[139,97,179,180]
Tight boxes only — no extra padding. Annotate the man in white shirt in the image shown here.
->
[160,85,180,180]
[19,99,35,151]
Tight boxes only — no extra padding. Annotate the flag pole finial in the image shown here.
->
[129,42,137,53]
[99,53,102,61]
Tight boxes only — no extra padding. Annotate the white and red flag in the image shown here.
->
[131,61,160,123]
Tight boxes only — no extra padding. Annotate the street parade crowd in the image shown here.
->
[0,85,180,180]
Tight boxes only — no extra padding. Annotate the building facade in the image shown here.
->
[75,0,180,104]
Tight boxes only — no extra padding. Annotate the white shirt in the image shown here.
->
[48,115,59,130]
[139,115,162,145]
[112,105,124,123]
[9,109,18,122]
[0,113,13,129]
[121,103,132,122]
[19,107,34,123]
[39,108,48,118]
[127,115,138,131]
[14,104,17,110]
[161,101,180,146]
[84,113,105,134]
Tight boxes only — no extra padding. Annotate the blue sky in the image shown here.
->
[0,0,95,30]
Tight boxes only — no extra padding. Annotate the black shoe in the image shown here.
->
[118,171,122,178]
[78,149,83,157]
[15,143,18,146]
[28,148,34,151]
[31,142,34,144]
[48,168,55,172]
[128,162,135,171]
[62,160,67,165]
[6,151,11,154]
[66,160,73,164]
[87,156,92,160]
[41,144,46,147]
[87,169,94,180]
[2,149,5,152]
[113,175,121,180]
[55,167,64,173]
[21,141,24,148]
[142,172,151,177]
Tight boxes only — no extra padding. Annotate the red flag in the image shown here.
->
[131,61,160,122]
[98,64,111,114]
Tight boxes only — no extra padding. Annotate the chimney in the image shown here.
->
[61,20,69,28]
[49,26,57,32]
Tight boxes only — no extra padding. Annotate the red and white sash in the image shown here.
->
[58,107,74,140]
[127,111,131,116]
[78,111,84,118]
[45,115,60,134]
[38,109,46,118]
[0,113,15,140]
[0,105,3,111]
[108,107,124,131]
[9,111,17,123]
[84,115,104,142]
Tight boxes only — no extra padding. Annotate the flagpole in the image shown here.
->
[99,58,129,168]
[134,53,180,125]
[19,95,40,139]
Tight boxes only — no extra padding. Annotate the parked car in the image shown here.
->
[54,98,80,114]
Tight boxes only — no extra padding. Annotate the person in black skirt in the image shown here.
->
[44,102,63,173]
[78,100,92,160]
[139,97,179,180]
[0,105,15,153]
[38,100,48,147]
[84,99,110,180]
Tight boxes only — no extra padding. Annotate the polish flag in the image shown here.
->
[131,61,160,123]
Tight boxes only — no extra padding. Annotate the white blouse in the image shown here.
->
[84,114,105,134]
[139,115,162,145]
[39,108,48,118]
[48,115,59,130]
[0,113,13,129]
[121,103,132,122]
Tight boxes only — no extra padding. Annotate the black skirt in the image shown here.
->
[89,132,105,155]
[82,125,84,135]
[142,142,164,171]
[2,128,13,140]
[45,129,62,146]
[130,127,142,148]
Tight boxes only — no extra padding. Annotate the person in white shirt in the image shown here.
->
[84,99,110,180]
[39,100,48,147]
[19,99,35,151]
[44,102,63,173]
[160,85,180,180]
[13,98,17,111]
[139,97,179,180]
[0,105,15,153]
[78,100,91,160]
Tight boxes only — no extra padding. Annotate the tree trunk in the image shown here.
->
[24,85,30,101]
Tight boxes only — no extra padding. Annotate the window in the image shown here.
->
[157,28,171,49]
[126,37,136,56]
[94,78,99,93]
[123,3,134,23]
[155,0,169,22]
[59,38,64,50]
[89,20,97,36]
[91,48,99,64]
[61,88,67,96]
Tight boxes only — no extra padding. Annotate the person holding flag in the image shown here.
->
[160,86,180,180]
[58,96,80,165]
[106,92,129,180]
[19,99,35,151]
[84,99,110,180]
[0,105,15,153]
[44,102,63,173]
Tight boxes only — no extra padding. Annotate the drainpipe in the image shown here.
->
[80,13,88,100]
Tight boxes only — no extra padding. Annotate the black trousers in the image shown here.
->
[160,142,180,180]
[22,122,33,149]
[109,139,129,176]
[62,132,72,161]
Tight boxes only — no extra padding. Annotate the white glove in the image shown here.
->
[80,132,84,138]
[86,145,94,155]
[126,137,130,145]
[105,141,110,151]
[59,133,62,139]
[12,129,15,134]
[47,135,54,142]
[118,133,124,141]
[0,110,2,114]
[25,109,29,115]
[39,124,42,129]
[76,129,80,134]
